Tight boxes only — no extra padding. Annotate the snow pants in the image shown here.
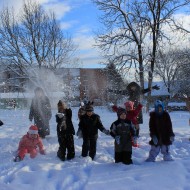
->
[82,136,97,160]
[18,148,38,160]
[115,151,133,165]
[146,145,173,162]
[57,134,75,161]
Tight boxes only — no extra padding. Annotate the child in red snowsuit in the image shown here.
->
[14,125,45,162]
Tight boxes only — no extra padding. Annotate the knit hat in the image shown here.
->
[28,125,38,135]
[117,107,126,117]
[85,105,94,112]
[124,101,134,109]
[154,100,164,115]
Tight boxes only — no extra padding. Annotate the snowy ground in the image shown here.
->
[0,107,190,190]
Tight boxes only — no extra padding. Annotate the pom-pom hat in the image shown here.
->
[28,125,38,135]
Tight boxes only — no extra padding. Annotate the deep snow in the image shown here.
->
[0,107,190,190]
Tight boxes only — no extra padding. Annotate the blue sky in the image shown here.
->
[0,0,105,68]
[1,0,190,69]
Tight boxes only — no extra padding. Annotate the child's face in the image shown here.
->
[158,106,163,113]
[86,111,93,116]
[30,134,38,139]
[120,113,127,119]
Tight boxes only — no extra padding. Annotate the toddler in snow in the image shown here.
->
[112,101,142,147]
[14,125,46,162]
[110,107,136,165]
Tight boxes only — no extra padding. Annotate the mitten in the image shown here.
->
[112,105,118,112]
[56,113,64,119]
[115,136,120,145]
[152,85,160,90]
[76,129,83,138]
[103,129,110,135]
[40,149,46,155]
[170,136,175,142]
[152,135,158,145]
[14,155,21,162]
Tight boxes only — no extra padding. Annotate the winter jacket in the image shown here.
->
[56,108,75,136]
[18,133,44,152]
[110,119,135,152]
[125,103,143,125]
[149,111,175,146]
[79,113,106,138]
[124,103,143,125]
[29,96,52,136]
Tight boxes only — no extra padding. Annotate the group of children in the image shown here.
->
[14,99,175,165]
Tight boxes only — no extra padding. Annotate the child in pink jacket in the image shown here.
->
[14,125,46,162]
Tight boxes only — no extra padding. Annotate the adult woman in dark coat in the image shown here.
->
[29,87,52,138]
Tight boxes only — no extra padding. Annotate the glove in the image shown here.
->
[152,85,160,90]
[170,136,175,142]
[103,129,110,135]
[115,136,120,145]
[56,113,64,119]
[152,135,158,145]
[76,129,83,138]
[40,149,46,155]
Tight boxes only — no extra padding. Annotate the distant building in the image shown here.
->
[0,67,110,108]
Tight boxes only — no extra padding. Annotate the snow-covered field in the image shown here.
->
[0,107,190,190]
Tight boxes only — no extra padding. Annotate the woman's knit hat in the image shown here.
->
[28,125,38,135]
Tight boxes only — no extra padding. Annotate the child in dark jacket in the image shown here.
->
[110,107,136,165]
[112,101,142,146]
[14,125,45,162]
[146,100,175,162]
[78,104,110,160]
[56,100,75,161]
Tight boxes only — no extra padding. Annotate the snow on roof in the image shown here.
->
[168,102,187,106]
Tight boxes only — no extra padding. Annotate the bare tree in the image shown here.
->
[154,48,182,94]
[0,0,77,88]
[92,0,190,102]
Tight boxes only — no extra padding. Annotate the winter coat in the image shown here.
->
[110,119,135,152]
[29,96,52,135]
[149,111,175,146]
[18,133,44,152]
[56,108,75,136]
[79,113,106,139]
[125,103,143,125]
